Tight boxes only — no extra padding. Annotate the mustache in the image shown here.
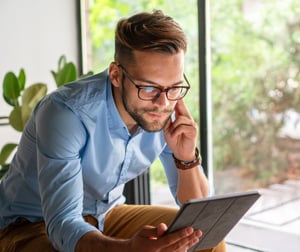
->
[142,108,174,113]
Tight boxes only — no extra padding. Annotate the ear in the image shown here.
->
[109,62,122,87]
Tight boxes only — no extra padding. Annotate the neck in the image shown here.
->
[128,124,139,135]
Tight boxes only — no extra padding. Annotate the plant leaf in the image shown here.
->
[50,70,57,82]
[58,55,67,71]
[2,72,20,106]
[18,68,26,91]
[55,62,77,87]
[0,164,10,178]
[0,143,17,165]
[8,83,48,131]
[22,83,47,109]
[9,106,25,132]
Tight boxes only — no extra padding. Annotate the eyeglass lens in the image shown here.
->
[139,86,187,100]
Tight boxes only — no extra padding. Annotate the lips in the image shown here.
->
[147,112,163,119]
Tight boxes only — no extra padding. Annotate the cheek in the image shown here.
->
[124,91,139,104]
[122,90,142,112]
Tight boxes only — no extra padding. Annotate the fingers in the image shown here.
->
[137,223,169,240]
[168,116,197,134]
[165,114,197,141]
[164,100,195,136]
[156,223,168,237]
[131,225,202,252]
[159,226,202,251]
[138,225,160,239]
[163,102,197,158]
[138,223,168,240]
[171,100,197,135]
[175,99,193,119]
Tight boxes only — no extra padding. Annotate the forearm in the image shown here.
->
[75,230,129,252]
[177,166,209,204]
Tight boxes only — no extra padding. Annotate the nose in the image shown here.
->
[153,92,170,106]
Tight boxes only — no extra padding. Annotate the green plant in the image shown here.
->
[51,55,77,87]
[0,55,85,177]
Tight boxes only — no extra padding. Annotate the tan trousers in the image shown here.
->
[0,204,226,252]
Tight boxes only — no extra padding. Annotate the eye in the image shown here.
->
[168,87,180,93]
[142,86,157,93]
[169,87,184,96]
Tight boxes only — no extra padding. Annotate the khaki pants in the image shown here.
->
[0,204,226,252]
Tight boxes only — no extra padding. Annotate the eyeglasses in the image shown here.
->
[118,64,190,101]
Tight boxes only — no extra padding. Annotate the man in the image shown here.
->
[0,10,226,252]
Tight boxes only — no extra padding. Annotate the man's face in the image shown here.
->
[113,50,186,132]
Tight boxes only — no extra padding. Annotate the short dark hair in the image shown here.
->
[114,10,187,65]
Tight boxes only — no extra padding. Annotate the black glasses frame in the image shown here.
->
[118,64,190,101]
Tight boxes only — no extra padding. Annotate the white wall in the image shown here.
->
[0,0,79,151]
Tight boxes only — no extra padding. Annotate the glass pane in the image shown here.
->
[210,0,300,194]
[211,2,300,250]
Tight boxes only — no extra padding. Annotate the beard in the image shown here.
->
[125,105,172,132]
[121,91,172,132]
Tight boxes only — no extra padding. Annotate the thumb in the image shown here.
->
[138,225,159,239]
[138,224,167,240]
[156,223,168,237]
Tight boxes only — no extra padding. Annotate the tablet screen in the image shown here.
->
[166,191,260,251]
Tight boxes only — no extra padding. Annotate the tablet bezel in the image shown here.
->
[166,191,261,251]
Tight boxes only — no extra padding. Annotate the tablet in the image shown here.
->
[166,190,260,251]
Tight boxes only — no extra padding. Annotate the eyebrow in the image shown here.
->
[133,76,185,87]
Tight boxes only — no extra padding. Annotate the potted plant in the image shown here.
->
[0,55,90,178]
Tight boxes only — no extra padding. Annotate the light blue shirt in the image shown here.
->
[0,70,181,252]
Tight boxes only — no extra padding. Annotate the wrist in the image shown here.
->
[172,147,201,170]
[75,231,129,252]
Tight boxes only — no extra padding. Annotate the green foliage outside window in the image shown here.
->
[211,0,300,190]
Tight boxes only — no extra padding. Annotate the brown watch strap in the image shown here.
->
[172,147,201,170]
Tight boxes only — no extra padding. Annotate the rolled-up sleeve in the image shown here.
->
[35,96,97,252]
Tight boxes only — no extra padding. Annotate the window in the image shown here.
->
[210,0,300,194]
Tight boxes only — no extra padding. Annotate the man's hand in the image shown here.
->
[75,223,201,252]
[164,99,198,162]
[128,223,202,252]
[164,99,209,201]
